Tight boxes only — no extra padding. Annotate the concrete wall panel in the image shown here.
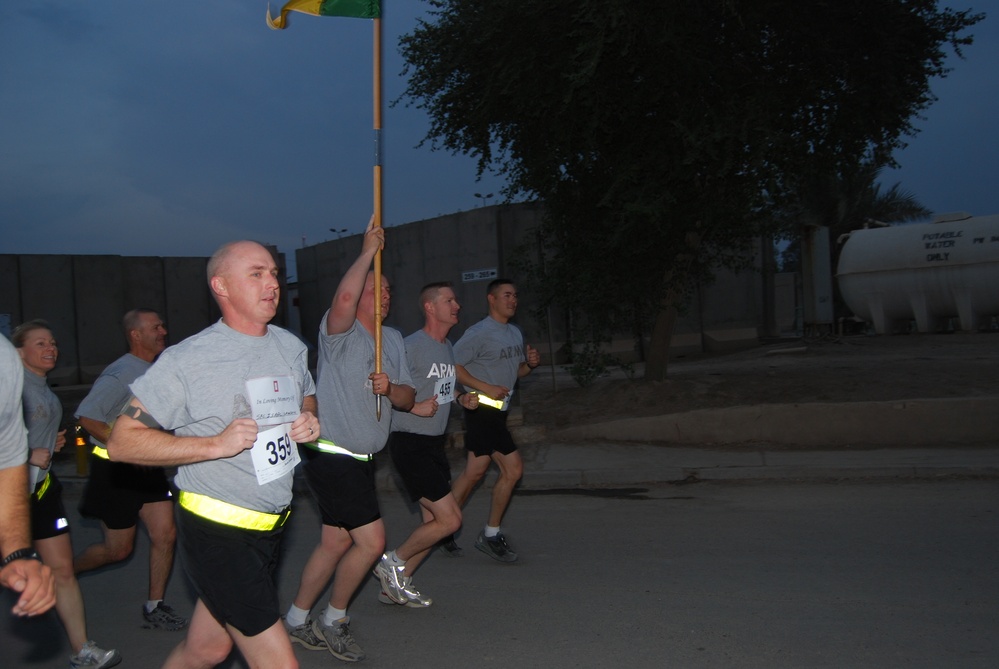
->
[3,207,770,386]
[0,255,23,336]
[18,255,78,386]
[294,202,766,368]
[2,251,287,387]
[73,255,127,382]
[163,257,213,344]
[122,257,168,316]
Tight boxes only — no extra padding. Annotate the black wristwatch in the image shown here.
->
[1,548,41,567]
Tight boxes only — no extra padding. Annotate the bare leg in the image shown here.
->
[487,450,523,528]
[329,520,385,610]
[73,524,137,573]
[451,452,491,508]
[395,494,461,575]
[162,599,233,669]
[139,500,177,600]
[292,524,351,612]
[36,533,88,653]
[229,618,298,669]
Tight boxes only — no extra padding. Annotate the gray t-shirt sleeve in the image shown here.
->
[76,374,130,427]
[0,338,27,470]
[76,354,150,428]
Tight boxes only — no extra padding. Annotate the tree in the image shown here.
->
[777,161,933,273]
[400,0,982,381]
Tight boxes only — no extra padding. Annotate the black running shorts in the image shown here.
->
[387,431,452,503]
[30,472,70,541]
[463,405,517,457]
[302,450,381,531]
[78,454,173,530]
[176,506,284,637]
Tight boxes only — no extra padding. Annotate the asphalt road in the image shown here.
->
[3,478,997,668]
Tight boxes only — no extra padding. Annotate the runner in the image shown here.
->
[450,279,540,562]
[376,282,479,607]
[108,241,318,669]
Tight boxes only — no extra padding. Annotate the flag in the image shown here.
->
[267,0,380,29]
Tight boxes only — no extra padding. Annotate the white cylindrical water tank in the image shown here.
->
[836,213,999,333]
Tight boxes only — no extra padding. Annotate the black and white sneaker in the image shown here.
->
[474,530,518,563]
[287,617,327,650]
[438,537,463,557]
[142,602,188,631]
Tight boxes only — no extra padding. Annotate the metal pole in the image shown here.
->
[373,16,383,419]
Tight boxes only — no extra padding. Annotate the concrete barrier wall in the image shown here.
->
[0,249,286,386]
[2,207,774,386]
[295,203,770,363]
[297,203,550,347]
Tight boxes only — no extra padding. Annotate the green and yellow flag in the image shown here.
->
[267,0,380,29]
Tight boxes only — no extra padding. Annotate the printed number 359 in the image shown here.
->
[266,434,292,464]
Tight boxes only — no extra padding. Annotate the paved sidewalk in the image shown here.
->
[51,337,999,488]
[54,434,999,493]
[510,441,999,486]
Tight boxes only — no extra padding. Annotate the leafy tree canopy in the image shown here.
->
[400,0,982,378]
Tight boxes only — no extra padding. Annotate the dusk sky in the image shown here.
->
[2,2,996,279]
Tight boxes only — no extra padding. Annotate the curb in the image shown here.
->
[548,397,999,447]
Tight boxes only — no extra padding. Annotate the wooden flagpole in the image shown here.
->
[373,15,383,419]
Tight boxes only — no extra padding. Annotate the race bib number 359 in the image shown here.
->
[250,423,300,485]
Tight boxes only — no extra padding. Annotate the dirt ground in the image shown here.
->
[519,332,999,430]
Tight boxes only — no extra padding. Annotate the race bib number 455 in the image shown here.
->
[434,375,456,404]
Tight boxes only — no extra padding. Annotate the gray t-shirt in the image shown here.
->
[131,321,315,513]
[392,329,456,437]
[316,314,413,454]
[0,337,27,471]
[76,353,151,446]
[453,316,525,392]
[22,368,62,490]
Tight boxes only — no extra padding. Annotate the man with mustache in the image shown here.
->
[74,308,187,631]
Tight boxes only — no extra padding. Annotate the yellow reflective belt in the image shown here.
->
[178,491,289,531]
[476,394,507,410]
[305,439,374,461]
[33,473,52,500]
[92,445,110,460]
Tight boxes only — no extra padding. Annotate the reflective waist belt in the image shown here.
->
[92,445,110,460]
[304,439,374,461]
[476,394,507,411]
[33,473,52,500]
[178,491,290,532]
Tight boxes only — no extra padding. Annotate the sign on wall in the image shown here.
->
[461,268,497,282]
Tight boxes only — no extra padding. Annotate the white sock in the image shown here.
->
[285,604,309,628]
[145,600,162,614]
[484,525,500,538]
[386,549,405,566]
[323,606,348,627]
